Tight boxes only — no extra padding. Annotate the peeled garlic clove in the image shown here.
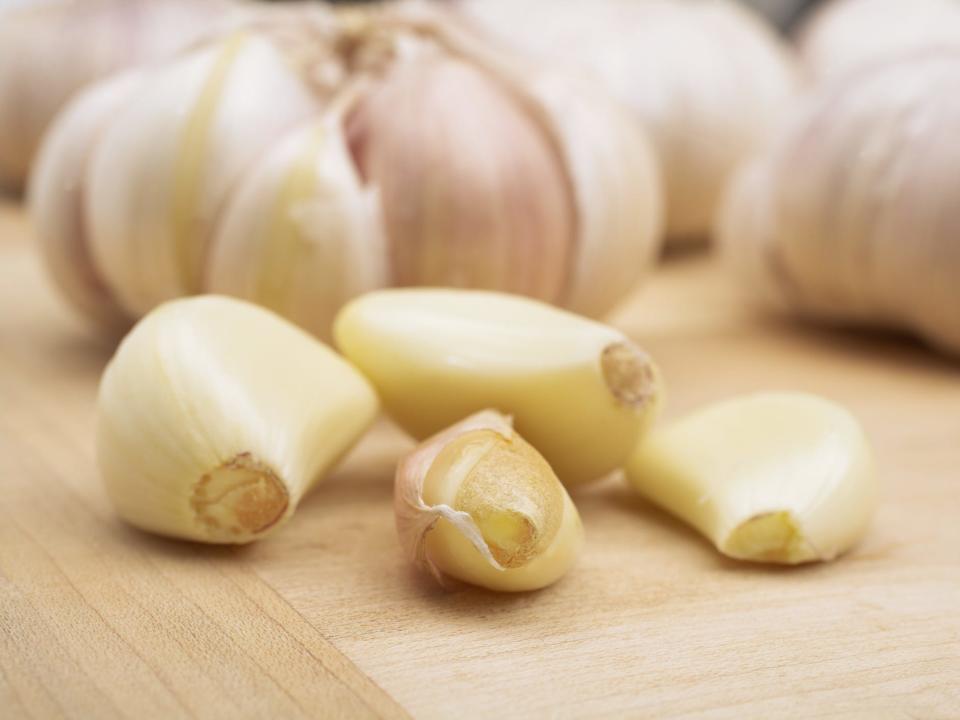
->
[718,51,960,358]
[346,49,575,305]
[626,392,877,564]
[206,112,389,340]
[396,410,583,592]
[29,71,141,331]
[97,295,378,543]
[335,289,662,486]
[798,0,960,82]
[86,32,323,318]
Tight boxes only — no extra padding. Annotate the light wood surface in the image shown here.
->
[1,198,958,719]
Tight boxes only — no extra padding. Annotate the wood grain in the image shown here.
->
[1,198,958,718]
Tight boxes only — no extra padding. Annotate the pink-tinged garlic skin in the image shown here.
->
[0,0,233,191]
[719,50,960,358]
[28,71,141,331]
[347,52,575,305]
[457,0,797,244]
[85,34,322,318]
[797,0,960,83]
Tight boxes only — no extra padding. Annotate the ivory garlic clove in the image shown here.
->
[396,410,583,592]
[29,71,141,331]
[86,32,323,318]
[206,115,388,340]
[798,0,960,83]
[335,289,663,486]
[97,295,378,543]
[626,393,877,564]
[718,50,960,358]
[456,0,796,243]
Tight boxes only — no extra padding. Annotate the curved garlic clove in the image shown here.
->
[396,410,583,592]
[86,32,323,318]
[206,111,388,340]
[718,50,960,357]
[29,71,141,331]
[97,295,379,544]
[798,0,960,83]
[346,48,576,305]
[626,392,877,564]
[335,288,663,486]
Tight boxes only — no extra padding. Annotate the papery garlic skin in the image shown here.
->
[0,0,232,190]
[97,295,378,543]
[798,0,960,82]
[335,289,663,486]
[457,0,796,243]
[719,51,960,358]
[207,116,389,340]
[87,32,323,318]
[29,71,141,330]
[396,410,583,592]
[626,393,877,564]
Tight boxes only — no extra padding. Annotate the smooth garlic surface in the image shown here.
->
[457,0,797,243]
[335,288,663,487]
[626,393,877,564]
[798,0,960,82]
[396,411,584,592]
[0,0,232,190]
[32,2,662,337]
[719,50,960,358]
[97,295,378,544]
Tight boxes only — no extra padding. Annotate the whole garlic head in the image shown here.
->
[718,49,960,358]
[798,0,960,83]
[457,0,797,243]
[33,2,663,338]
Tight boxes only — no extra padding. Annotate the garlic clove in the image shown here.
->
[335,288,663,486]
[29,71,142,331]
[346,48,575,305]
[97,295,379,544]
[625,392,878,564]
[86,32,323,318]
[206,111,389,340]
[396,410,583,592]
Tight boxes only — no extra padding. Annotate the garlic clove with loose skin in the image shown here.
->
[626,392,877,564]
[335,288,663,487]
[86,31,324,318]
[97,295,379,544]
[396,410,584,592]
[29,71,142,331]
[206,112,389,340]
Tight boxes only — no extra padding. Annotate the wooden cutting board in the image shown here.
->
[1,198,958,719]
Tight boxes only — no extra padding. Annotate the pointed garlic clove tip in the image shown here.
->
[97,295,379,544]
[395,410,583,592]
[334,288,664,486]
[625,392,878,564]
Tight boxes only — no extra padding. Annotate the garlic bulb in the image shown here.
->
[0,0,232,190]
[456,0,797,243]
[334,288,663,487]
[798,0,960,82]
[35,2,662,337]
[718,50,960,358]
[395,410,584,591]
[626,393,876,564]
[97,295,378,544]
